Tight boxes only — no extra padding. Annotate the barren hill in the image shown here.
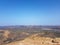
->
[6,34,60,45]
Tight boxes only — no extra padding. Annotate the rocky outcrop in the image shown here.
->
[6,34,60,45]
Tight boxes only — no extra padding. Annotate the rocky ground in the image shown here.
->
[5,34,60,45]
[0,29,60,45]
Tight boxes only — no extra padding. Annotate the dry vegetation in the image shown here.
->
[5,34,60,45]
[0,26,60,45]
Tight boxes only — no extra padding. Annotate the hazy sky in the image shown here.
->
[0,0,60,26]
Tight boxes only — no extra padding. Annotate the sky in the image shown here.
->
[0,0,60,26]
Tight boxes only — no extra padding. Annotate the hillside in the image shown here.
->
[6,34,60,45]
[0,26,60,45]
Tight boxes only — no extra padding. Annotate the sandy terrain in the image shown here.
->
[6,34,60,45]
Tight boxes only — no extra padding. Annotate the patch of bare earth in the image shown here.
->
[6,34,60,45]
